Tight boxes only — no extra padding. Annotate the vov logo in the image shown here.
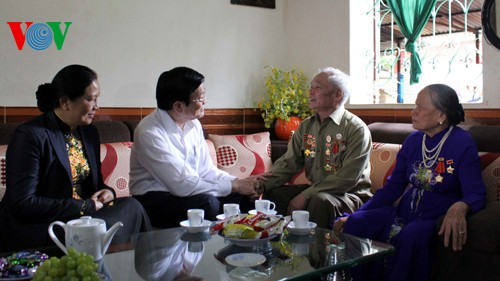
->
[6,22,72,50]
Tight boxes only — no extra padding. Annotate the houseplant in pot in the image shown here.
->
[256,66,313,140]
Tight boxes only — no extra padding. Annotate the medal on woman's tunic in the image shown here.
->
[435,157,446,183]
[446,159,455,174]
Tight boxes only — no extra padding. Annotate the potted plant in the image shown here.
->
[256,66,313,140]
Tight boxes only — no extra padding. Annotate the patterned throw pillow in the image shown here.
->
[100,142,133,198]
[205,139,218,166]
[370,142,401,193]
[208,132,272,179]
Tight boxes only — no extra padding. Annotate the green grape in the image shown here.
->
[66,259,76,269]
[66,269,76,278]
[35,270,47,279]
[48,268,59,277]
[32,248,101,281]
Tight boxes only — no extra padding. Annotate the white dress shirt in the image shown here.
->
[129,109,235,197]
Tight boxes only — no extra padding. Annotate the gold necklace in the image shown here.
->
[421,126,453,169]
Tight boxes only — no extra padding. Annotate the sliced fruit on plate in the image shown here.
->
[215,213,291,239]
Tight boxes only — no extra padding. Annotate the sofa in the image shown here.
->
[1,120,499,280]
[0,120,294,200]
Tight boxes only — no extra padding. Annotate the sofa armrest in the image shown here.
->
[464,202,500,253]
[437,202,500,254]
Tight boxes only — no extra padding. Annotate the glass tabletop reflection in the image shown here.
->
[101,225,394,281]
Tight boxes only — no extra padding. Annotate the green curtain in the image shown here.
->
[386,0,437,84]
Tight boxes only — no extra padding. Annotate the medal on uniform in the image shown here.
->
[434,157,445,183]
[435,174,443,183]
[324,163,332,171]
[446,159,454,174]
[303,134,317,158]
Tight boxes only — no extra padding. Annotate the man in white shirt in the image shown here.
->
[130,67,263,228]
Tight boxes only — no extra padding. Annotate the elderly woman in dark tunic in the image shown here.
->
[333,84,486,281]
[0,64,150,252]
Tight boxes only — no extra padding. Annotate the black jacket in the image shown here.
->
[0,111,114,252]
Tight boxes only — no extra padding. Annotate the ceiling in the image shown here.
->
[380,0,485,43]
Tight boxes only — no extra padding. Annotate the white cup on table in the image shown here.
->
[223,203,240,217]
[187,209,205,227]
[255,199,276,214]
[292,210,310,228]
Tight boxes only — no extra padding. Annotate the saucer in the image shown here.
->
[225,253,266,267]
[229,267,268,280]
[248,209,278,216]
[286,221,317,235]
[179,220,212,233]
[216,213,240,221]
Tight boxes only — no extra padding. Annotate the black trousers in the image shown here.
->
[133,191,254,229]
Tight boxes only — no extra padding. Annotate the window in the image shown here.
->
[350,0,484,105]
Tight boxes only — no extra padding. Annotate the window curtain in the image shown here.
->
[386,0,437,84]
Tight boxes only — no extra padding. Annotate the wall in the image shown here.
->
[0,0,287,108]
[1,0,499,110]
[285,0,350,78]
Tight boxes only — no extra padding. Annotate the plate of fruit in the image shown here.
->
[213,212,290,247]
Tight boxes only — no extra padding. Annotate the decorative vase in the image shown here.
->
[274,116,302,141]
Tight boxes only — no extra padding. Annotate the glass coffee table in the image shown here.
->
[100,225,394,281]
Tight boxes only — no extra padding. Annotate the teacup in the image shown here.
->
[223,203,240,217]
[292,210,310,228]
[255,199,276,214]
[187,209,205,227]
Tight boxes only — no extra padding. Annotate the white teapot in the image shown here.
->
[48,216,123,261]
